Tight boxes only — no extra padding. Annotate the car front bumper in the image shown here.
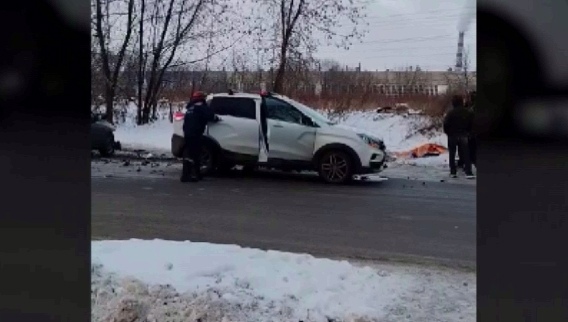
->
[359,150,387,174]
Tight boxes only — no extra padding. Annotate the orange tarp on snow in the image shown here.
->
[393,143,447,159]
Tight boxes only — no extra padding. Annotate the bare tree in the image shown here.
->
[313,58,375,111]
[93,0,136,123]
[253,0,368,93]
[389,66,428,96]
[136,0,146,124]
[132,0,249,124]
[138,0,202,124]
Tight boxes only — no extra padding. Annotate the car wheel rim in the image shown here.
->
[321,153,348,182]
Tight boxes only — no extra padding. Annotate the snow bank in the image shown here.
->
[115,120,173,153]
[109,102,176,153]
[327,111,445,153]
[92,239,475,322]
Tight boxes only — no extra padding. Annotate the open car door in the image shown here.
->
[257,97,269,163]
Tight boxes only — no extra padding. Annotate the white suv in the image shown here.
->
[171,92,387,183]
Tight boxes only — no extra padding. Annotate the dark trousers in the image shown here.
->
[181,135,202,180]
[457,136,476,167]
[448,135,472,175]
[469,136,476,166]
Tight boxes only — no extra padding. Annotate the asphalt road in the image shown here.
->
[92,168,476,269]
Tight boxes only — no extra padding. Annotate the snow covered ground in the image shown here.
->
[92,239,475,322]
[116,118,174,153]
[328,111,446,153]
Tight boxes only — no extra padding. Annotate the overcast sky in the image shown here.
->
[315,0,477,71]
[97,0,476,72]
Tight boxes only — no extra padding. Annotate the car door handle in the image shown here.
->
[273,124,283,128]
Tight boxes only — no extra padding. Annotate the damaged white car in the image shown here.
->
[171,92,387,184]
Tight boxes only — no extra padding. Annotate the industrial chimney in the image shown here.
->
[455,31,465,72]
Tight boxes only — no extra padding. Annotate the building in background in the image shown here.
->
[119,68,476,98]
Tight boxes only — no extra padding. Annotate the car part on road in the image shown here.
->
[318,150,354,184]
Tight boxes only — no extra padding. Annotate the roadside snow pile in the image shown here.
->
[328,111,445,153]
[115,119,173,153]
[91,102,174,153]
[328,111,448,167]
[92,239,475,322]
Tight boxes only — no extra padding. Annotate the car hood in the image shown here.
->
[332,124,384,143]
[96,120,116,131]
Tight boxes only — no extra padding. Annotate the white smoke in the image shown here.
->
[457,0,476,33]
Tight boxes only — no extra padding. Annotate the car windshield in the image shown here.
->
[276,95,336,126]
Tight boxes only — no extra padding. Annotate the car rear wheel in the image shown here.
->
[99,134,115,157]
[182,142,219,176]
[217,161,236,174]
[317,150,353,184]
[242,165,256,174]
[199,144,216,176]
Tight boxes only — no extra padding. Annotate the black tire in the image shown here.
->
[181,143,216,176]
[317,150,354,184]
[200,144,216,176]
[217,161,236,175]
[99,134,115,157]
[242,165,256,174]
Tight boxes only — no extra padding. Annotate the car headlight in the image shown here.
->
[357,133,385,150]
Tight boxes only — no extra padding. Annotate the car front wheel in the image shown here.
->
[317,150,354,184]
[99,134,115,157]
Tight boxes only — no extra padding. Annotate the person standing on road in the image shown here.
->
[443,94,475,179]
[181,91,220,183]
[467,91,477,167]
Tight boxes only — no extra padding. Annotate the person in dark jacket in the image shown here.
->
[457,91,477,169]
[443,94,474,178]
[467,91,476,167]
[181,91,220,182]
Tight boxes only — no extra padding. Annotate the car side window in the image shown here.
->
[264,97,304,125]
[210,97,256,120]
